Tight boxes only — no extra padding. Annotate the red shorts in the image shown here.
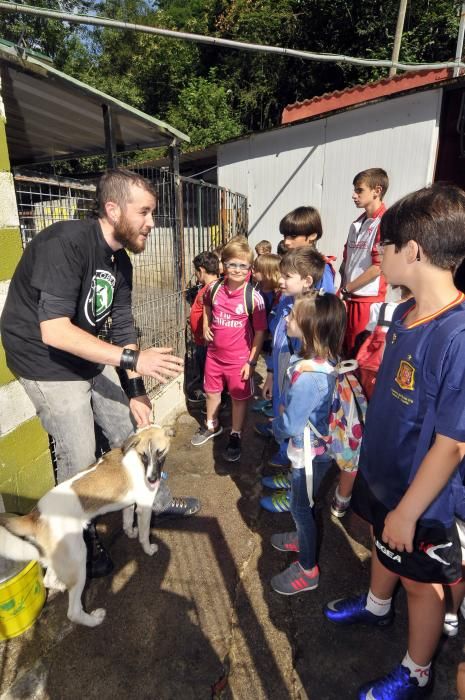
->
[344,298,380,357]
[204,354,253,400]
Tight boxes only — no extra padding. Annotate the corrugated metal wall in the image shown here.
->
[218,89,442,269]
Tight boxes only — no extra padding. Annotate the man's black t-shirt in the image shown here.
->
[0,218,137,380]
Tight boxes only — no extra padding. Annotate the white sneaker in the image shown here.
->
[443,612,459,637]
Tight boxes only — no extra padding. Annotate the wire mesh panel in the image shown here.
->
[14,174,97,248]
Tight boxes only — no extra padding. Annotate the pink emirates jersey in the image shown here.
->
[204,281,267,365]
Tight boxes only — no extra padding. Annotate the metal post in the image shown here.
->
[455,3,465,78]
[389,0,408,78]
[102,104,116,169]
[169,140,186,327]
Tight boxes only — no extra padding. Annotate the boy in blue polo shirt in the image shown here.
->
[324,183,465,699]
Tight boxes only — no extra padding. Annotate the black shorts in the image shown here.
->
[352,472,463,585]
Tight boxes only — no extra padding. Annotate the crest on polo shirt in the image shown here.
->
[395,359,415,391]
[235,303,244,315]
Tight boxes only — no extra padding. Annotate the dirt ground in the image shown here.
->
[0,386,463,699]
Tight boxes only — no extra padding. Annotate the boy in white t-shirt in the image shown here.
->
[339,168,389,356]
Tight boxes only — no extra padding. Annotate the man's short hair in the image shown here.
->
[380,182,465,270]
[193,251,220,275]
[353,168,389,199]
[279,206,323,241]
[96,168,157,218]
[280,246,325,286]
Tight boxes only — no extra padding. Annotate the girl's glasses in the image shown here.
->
[224,262,250,271]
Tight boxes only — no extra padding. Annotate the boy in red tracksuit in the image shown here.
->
[339,168,389,357]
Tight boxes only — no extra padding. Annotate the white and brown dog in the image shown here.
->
[0,425,172,628]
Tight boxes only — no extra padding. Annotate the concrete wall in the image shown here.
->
[0,78,54,514]
[217,89,442,267]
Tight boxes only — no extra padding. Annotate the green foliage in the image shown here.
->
[167,70,243,148]
[0,0,462,154]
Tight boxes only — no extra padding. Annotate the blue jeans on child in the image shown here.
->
[290,456,333,570]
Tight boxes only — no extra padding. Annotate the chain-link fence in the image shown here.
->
[13,166,248,398]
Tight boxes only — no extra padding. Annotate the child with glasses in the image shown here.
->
[191,237,267,462]
[339,168,389,357]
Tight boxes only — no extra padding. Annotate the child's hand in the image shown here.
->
[381,507,416,553]
[204,326,214,343]
[262,373,273,399]
[240,363,250,381]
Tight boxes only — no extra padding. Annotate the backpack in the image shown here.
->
[355,302,391,400]
[209,279,254,321]
[314,256,337,293]
[293,358,367,505]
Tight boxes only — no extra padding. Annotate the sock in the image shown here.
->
[402,651,431,688]
[298,562,318,576]
[335,486,351,503]
[365,588,392,616]
[206,418,218,430]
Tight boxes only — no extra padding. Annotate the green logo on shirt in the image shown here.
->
[84,269,115,326]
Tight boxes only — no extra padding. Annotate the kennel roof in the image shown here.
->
[0,40,190,166]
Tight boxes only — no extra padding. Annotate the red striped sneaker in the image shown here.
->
[271,561,319,595]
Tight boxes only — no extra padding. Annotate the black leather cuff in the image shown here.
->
[120,348,140,372]
[126,377,147,399]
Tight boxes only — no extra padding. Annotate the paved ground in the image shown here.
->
[0,384,464,699]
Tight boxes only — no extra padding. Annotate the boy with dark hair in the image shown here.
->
[339,167,389,356]
[279,206,335,293]
[324,183,465,699]
[188,251,219,404]
[256,247,326,493]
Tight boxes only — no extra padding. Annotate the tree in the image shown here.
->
[166,69,243,148]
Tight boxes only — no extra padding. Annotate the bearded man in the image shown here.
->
[1,169,200,576]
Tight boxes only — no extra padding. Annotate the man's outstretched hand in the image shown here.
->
[136,347,184,383]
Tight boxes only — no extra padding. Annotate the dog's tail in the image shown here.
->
[0,512,41,562]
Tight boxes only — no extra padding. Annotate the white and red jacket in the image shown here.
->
[343,204,387,300]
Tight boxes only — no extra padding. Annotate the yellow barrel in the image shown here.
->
[0,558,46,640]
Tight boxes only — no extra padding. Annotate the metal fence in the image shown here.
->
[13,167,248,398]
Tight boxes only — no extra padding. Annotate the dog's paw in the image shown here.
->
[43,568,66,592]
[124,526,138,539]
[143,542,158,556]
[89,608,106,626]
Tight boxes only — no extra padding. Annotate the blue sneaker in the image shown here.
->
[261,473,291,490]
[358,664,433,699]
[260,490,290,513]
[254,422,273,438]
[323,594,394,627]
[251,399,272,413]
[268,451,290,468]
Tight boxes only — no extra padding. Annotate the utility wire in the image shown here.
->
[0,1,464,73]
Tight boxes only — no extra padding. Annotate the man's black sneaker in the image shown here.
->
[223,432,241,462]
[155,496,201,520]
[84,523,114,579]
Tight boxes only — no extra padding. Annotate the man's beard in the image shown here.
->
[113,213,148,254]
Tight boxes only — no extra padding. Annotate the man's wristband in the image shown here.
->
[126,377,147,399]
[120,348,140,372]
[247,360,257,367]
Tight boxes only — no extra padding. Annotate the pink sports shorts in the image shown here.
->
[203,354,253,400]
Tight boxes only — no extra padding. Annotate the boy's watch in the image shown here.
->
[340,286,350,297]
[248,360,257,367]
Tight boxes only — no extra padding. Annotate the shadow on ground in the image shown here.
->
[1,369,464,699]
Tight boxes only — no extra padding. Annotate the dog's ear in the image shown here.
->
[122,434,141,455]
[164,426,176,438]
